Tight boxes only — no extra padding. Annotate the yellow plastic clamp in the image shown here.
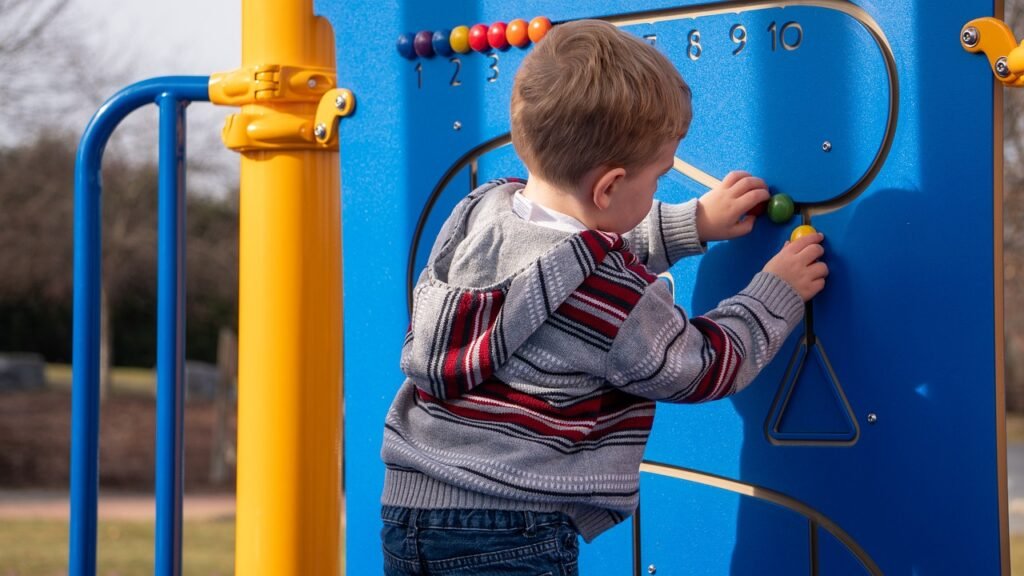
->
[961,17,1024,87]
[313,88,356,147]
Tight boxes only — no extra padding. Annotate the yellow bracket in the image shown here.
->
[313,88,356,147]
[210,64,337,105]
[961,17,1024,87]
[209,64,354,151]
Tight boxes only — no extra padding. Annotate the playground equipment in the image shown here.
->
[71,0,1012,574]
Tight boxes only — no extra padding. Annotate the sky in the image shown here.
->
[65,0,243,193]
[73,0,240,79]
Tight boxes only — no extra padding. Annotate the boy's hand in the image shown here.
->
[695,171,770,242]
[763,232,829,301]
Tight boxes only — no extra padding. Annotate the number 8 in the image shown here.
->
[688,29,702,61]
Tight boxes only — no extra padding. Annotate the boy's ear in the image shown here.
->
[590,166,627,211]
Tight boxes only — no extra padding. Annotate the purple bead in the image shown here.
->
[432,29,453,57]
[414,31,435,58]
[396,33,416,59]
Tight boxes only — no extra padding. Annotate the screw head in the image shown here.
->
[822,141,832,153]
[648,565,657,575]
[867,413,878,424]
[314,123,327,139]
[335,93,348,110]
[962,27,979,47]
[307,78,318,89]
[996,57,1011,78]
[453,121,463,131]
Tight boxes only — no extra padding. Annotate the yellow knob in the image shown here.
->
[790,225,817,242]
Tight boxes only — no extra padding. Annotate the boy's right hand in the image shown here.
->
[762,232,828,301]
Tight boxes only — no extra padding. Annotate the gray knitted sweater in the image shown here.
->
[381,179,804,541]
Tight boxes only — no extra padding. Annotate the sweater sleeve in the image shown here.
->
[605,272,804,402]
[623,199,706,275]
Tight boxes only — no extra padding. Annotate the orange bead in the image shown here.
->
[507,18,530,47]
[529,16,552,43]
[790,225,818,242]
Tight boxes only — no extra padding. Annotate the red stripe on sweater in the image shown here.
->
[580,230,616,260]
[689,316,741,402]
[580,274,644,310]
[442,292,475,397]
[475,290,504,381]
[555,300,619,339]
[440,290,507,398]
[418,388,653,442]
[621,249,658,283]
[471,380,646,419]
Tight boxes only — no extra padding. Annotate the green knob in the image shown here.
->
[767,194,795,224]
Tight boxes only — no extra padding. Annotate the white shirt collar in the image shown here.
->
[512,190,588,233]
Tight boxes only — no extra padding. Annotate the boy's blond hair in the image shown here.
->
[511,19,692,189]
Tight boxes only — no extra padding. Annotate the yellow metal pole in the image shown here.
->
[226,0,342,574]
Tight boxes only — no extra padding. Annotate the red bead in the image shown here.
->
[469,24,490,52]
[488,22,509,50]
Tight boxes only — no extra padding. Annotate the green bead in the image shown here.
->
[767,194,795,224]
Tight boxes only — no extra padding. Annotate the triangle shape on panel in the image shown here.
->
[765,336,859,445]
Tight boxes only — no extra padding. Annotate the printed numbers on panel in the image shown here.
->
[449,58,462,87]
[730,24,747,55]
[769,21,803,51]
[687,29,702,61]
[487,53,500,83]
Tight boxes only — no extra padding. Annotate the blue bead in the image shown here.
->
[396,33,416,59]
[414,30,435,58]
[432,29,453,57]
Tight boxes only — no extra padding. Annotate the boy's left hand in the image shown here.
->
[696,170,770,242]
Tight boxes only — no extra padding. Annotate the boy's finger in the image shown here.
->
[731,176,765,197]
[798,243,826,263]
[737,187,770,211]
[721,170,750,187]
[787,231,824,253]
[736,177,767,195]
[810,261,829,279]
[733,215,756,236]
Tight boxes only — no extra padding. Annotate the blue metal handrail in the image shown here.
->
[70,76,210,576]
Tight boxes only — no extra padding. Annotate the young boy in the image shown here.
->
[380,19,827,575]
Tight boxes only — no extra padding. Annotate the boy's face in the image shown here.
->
[605,138,679,234]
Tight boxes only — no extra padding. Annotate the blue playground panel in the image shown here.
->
[327,0,1003,573]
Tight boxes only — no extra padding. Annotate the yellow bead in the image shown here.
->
[790,225,817,242]
[450,25,471,54]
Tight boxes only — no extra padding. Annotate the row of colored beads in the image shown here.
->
[398,17,552,59]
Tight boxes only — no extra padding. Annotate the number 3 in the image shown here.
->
[487,53,500,82]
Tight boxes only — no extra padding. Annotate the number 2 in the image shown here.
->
[450,58,462,87]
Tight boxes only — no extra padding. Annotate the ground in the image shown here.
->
[0,386,235,491]
[0,382,237,575]
[0,382,1019,574]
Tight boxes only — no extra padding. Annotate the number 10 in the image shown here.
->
[768,21,803,51]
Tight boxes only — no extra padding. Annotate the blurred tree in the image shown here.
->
[0,133,238,377]
[1005,0,1024,410]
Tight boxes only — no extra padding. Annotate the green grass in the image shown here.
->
[1016,535,1024,574]
[0,518,234,575]
[46,363,157,396]
[1010,413,1024,444]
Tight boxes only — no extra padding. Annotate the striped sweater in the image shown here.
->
[381,179,805,541]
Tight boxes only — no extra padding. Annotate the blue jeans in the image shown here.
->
[381,506,580,575]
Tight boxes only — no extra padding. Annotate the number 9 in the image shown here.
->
[731,24,747,55]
